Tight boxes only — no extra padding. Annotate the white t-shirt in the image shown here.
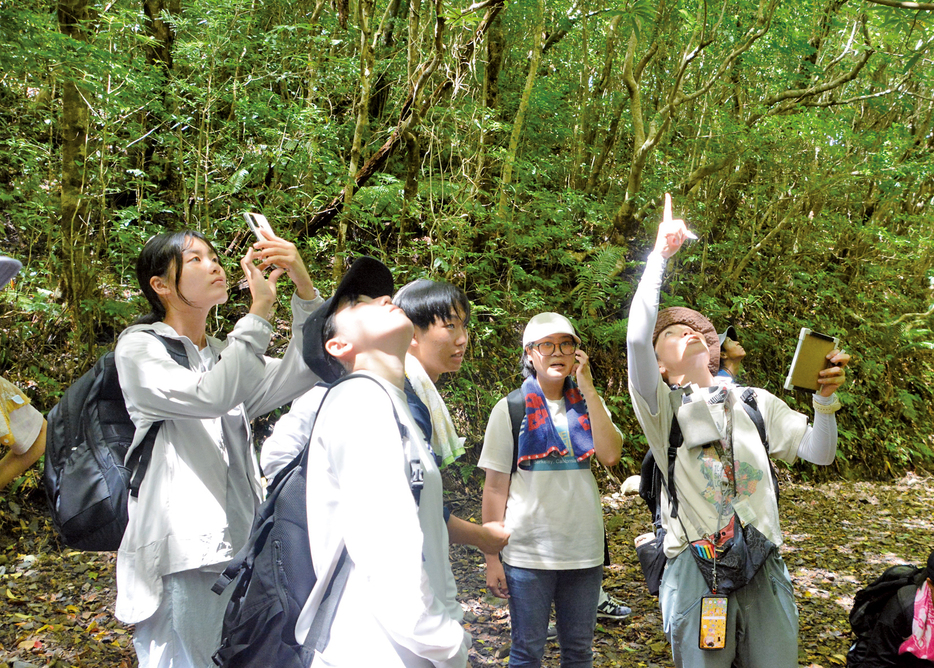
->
[478,394,618,570]
[630,378,808,558]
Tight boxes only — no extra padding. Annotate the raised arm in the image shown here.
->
[627,194,693,413]
[260,385,328,479]
[796,349,850,465]
[574,350,623,466]
[116,319,272,424]
[251,230,317,301]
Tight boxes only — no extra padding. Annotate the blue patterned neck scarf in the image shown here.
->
[516,376,595,469]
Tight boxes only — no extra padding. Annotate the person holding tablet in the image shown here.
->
[626,194,849,668]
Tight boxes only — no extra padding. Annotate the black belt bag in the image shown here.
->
[687,512,776,596]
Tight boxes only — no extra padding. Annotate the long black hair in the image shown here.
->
[135,230,220,325]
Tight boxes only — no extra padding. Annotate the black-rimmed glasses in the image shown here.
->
[527,340,577,356]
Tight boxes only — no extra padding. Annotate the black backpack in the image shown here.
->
[846,563,925,667]
[44,332,189,551]
[636,387,774,595]
[211,373,421,668]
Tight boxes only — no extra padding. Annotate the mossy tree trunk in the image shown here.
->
[497,0,544,221]
[57,0,98,348]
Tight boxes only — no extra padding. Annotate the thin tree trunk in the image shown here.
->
[579,15,621,185]
[399,129,420,245]
[569,10,590,191]
[57,0,96,346]
[305,1,505,236]
[139,0,181,199]
[336,0,376,279]
[497,0,544,219]
[474,12,503,199]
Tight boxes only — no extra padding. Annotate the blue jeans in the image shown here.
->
[503,563,602,668]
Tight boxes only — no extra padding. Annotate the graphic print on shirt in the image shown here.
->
[519,421,592,471]
[696,448,764,518]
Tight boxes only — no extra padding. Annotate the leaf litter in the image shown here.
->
[1,472,931,667]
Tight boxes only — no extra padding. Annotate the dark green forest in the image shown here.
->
[1,0,933,487]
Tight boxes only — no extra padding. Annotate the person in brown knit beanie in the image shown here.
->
[627,194,851,668]
[652,307,721,377]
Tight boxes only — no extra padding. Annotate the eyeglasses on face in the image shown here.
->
[527,340,577,356]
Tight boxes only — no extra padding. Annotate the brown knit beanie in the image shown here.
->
[653,307,720,375]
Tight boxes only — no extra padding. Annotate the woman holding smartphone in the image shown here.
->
[479,313,623,668]
[113,228,323,668]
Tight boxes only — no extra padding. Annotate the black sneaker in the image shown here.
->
[596,591,632,620]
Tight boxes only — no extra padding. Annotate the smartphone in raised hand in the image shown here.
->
[243,212,275,242]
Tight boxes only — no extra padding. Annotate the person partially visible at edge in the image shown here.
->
[479,313,623,668]
[849,550,934,668]
[113,229,323,668]
[626,193,849,668]
[296,257,469,667]
[716,325,745,383]
[0,256,47,490]
[393,278,510,555]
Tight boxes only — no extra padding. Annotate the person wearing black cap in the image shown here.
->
[0,256,47,489]
[716,325,745,383]
[626,194,850,668]
[277,257,469,667]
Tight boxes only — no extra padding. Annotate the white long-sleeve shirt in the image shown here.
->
[113,292,322,624]
[286,372,468,668]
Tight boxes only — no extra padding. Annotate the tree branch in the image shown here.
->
[303,0,505,236]
[863,0,934,10]
[886,304,934,327]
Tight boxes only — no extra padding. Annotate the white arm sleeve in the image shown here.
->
[259,385,328,479]
[794,394,838,465]
[627,252,668,414]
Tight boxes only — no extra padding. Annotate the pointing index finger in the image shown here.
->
[664,193,673,223]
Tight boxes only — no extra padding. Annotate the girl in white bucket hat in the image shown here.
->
[478,312,624,667]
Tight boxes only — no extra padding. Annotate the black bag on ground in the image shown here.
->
[212,374,419,668]
[846,563,925,667]
[43,333,188,551]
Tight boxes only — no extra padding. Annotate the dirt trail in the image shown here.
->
[2,473,931,667]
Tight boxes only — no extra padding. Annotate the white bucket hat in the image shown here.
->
[522,312,580,347]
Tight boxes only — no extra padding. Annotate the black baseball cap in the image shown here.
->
[718,325,738,347]
[302,256,394,383]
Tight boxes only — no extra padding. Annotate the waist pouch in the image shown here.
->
[636,529,667,596]
[688,513,776,596]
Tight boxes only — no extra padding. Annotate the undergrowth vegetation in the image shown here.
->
[1,0,933,487]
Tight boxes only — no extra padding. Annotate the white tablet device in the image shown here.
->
[783,328,839,392]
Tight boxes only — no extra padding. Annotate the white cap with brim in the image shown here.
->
[0,256,22,289]
[522,312,580,348]
[718,325,738,347]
